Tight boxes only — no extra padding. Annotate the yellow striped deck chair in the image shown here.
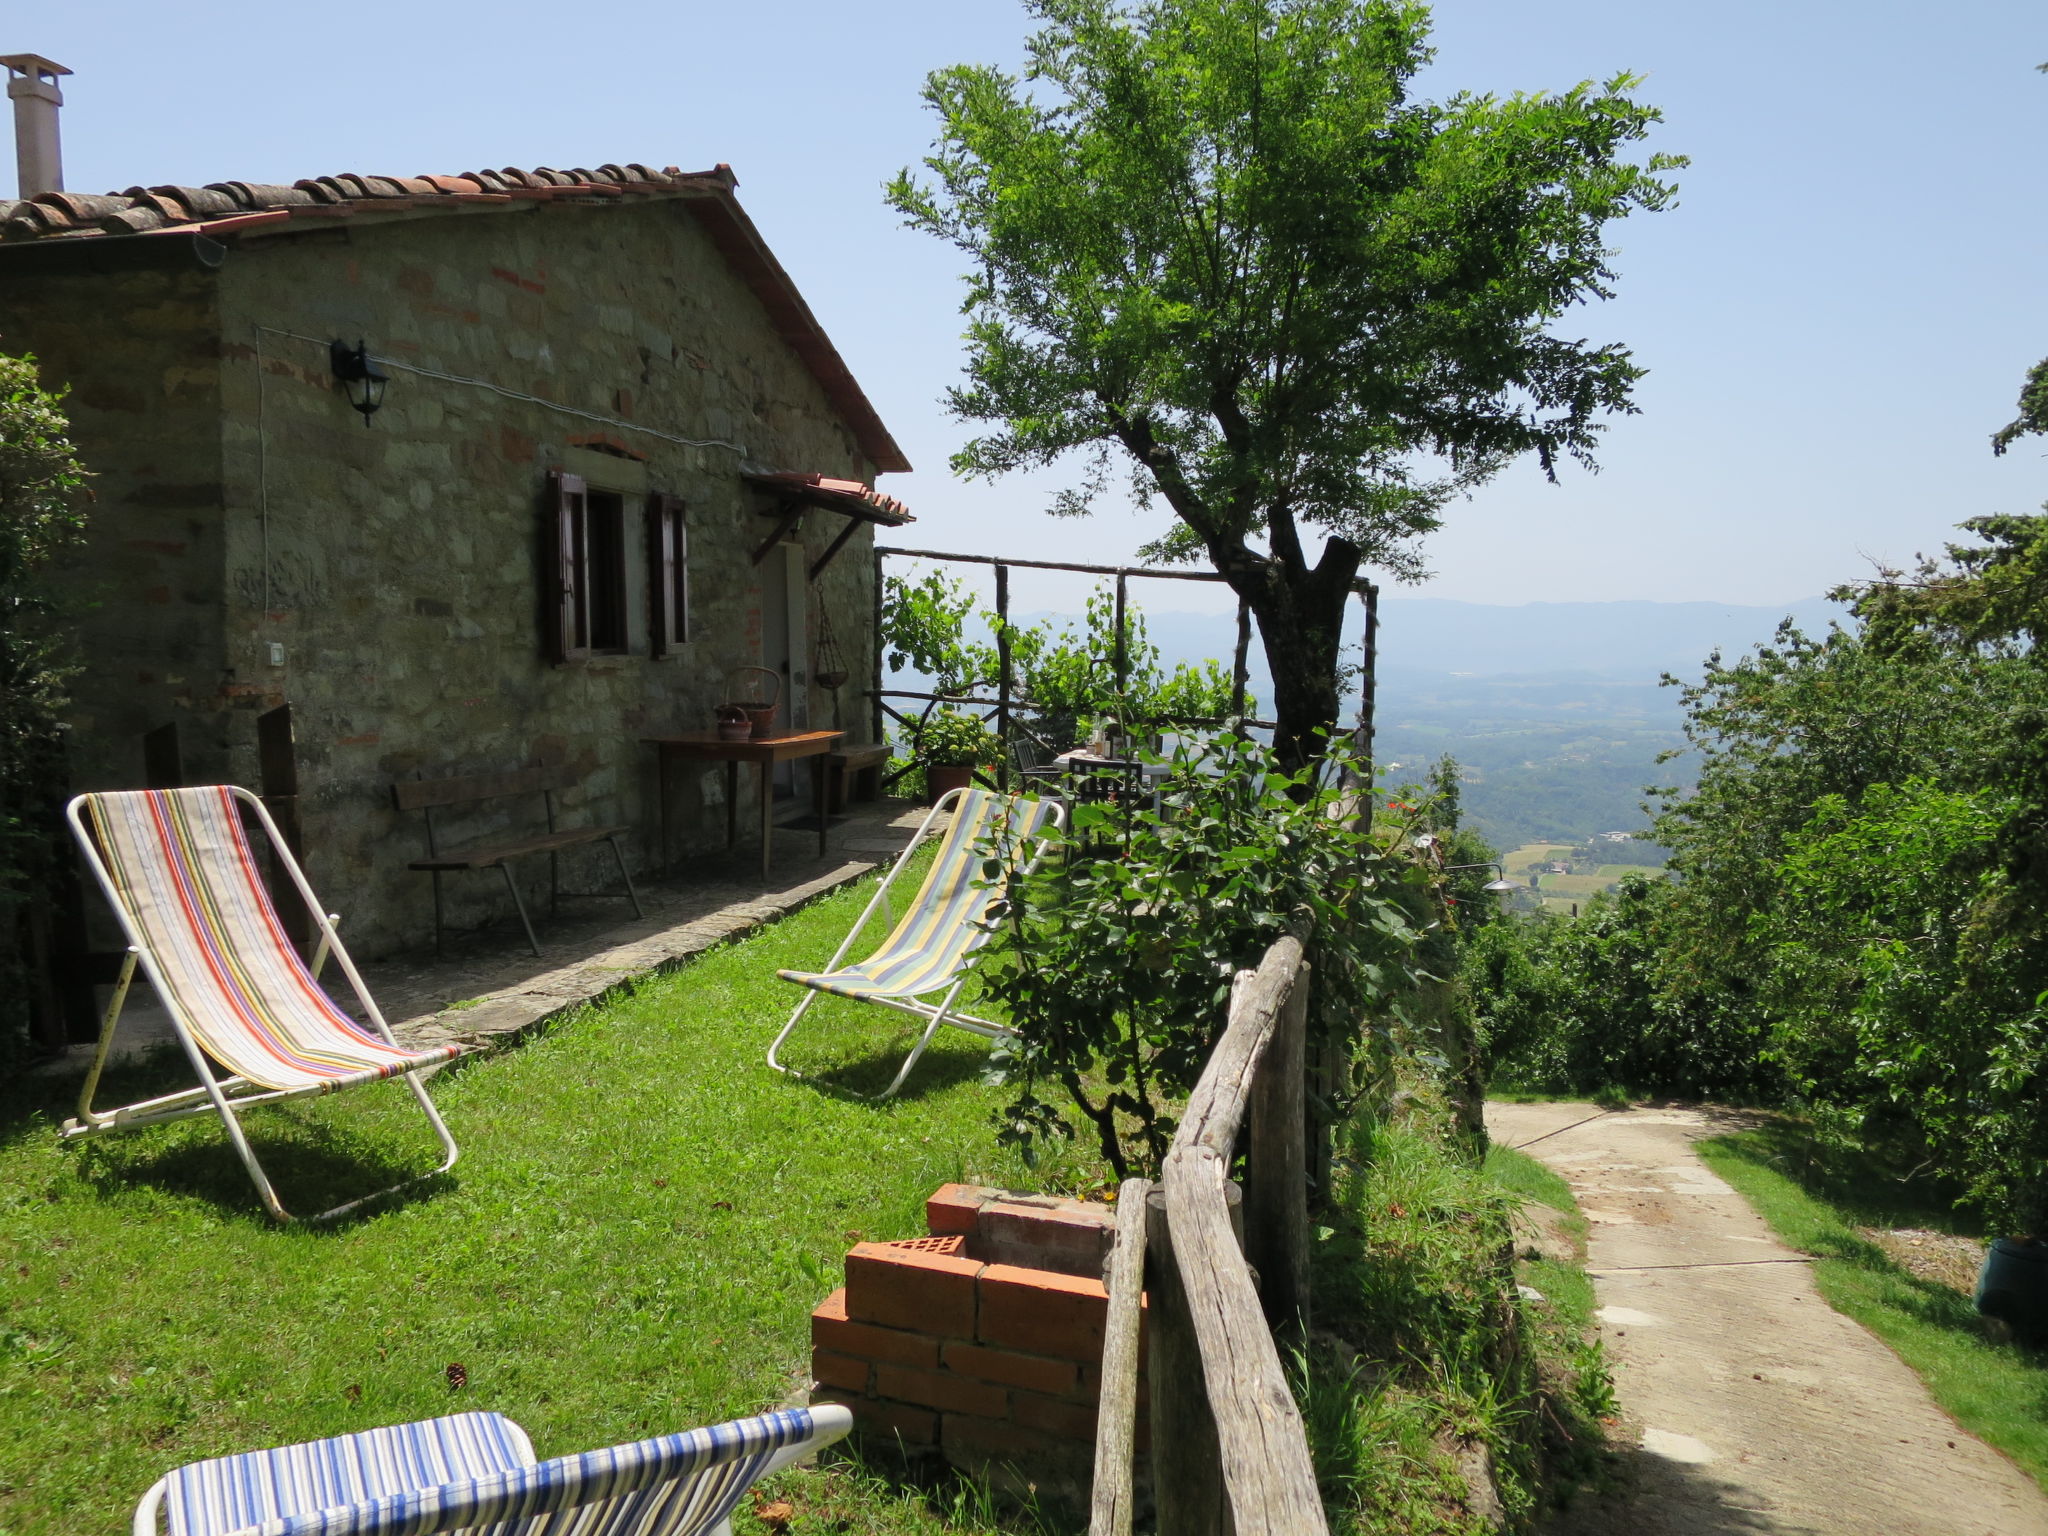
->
[769,786,1063,1100]
[64,785,464,1222]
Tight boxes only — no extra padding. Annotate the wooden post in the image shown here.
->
[1090,1177,1152,1536]
[871,545,887,750]
[1230,598,1251,722]
[1113,572,1129,700]
[1147,1187,1232,1536]
[1358,582,1378,827]
[1162,938,1329,1536]
[995,561,1012,791]
[1246,960,1312,1344]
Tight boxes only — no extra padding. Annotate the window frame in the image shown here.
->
[545,470,632,663]
[647,493,689,656]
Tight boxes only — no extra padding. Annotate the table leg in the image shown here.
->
[725,761,739,850]
[759,761,774,884]
[657,746,671,875]
[814,755,829,858]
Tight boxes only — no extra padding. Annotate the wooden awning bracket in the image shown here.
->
[750,498,804,566]
[808,517,864,582]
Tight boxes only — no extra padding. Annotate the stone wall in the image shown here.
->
[0,259,228,790]
[0,198,887,958]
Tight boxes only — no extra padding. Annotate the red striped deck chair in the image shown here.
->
[768,786,1063,1100]
[65,785,464,1222]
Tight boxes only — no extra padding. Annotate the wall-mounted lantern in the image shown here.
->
[328,338,389,426]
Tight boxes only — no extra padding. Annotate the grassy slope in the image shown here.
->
[1301,1114,1613,1535]
[0,862,1095,1535]
[1698,1128,2048,1493]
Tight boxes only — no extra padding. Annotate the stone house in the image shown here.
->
[0,161,910,968]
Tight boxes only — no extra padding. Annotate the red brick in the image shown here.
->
[942,1341,1079,1397]
[812,1348,872,1394]
[1013,1390,1098,1441]
[978,1200,1116,1273]
[874,1362,1009,1418]
[845,1241,982,1337]
[926,1183,992,1236]
[977,1263,1109,1358]
[819,1390,937,1447]
[940,1411,1083,1471]
[812,1288,941,1370]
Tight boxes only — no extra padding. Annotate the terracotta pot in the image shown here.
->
[926,765,978,803]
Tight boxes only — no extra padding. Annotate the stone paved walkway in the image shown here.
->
[1490,1102,2048,1536]
[38,800,927,1074]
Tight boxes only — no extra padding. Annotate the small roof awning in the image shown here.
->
[746,471,914,576]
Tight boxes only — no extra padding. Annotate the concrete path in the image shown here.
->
[1489,1102,2048,1536]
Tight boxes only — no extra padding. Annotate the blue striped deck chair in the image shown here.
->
[64,785,464,1224]
[130,1404,852,1536]
[769,786,1064,1100]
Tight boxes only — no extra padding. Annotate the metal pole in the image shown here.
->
[995,562,1013,790]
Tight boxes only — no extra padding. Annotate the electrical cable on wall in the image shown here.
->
[255,326,752,457]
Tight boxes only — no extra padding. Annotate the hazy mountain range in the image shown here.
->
[1010,595,1851,849]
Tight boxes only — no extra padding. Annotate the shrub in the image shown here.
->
[980,731,1428,1178]
[0,352,89,1063]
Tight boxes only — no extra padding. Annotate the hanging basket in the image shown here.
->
[722,665,783,739]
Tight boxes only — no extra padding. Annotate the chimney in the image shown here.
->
[1,53,69,198]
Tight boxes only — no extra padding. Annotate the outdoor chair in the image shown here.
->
[768,785,1064,1100]
[64,784,465,1223]
[130,1403,852,1536]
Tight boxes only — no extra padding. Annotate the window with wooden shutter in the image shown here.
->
[546,471,634,661]
[647,493,689,655]
[547,470,589,663]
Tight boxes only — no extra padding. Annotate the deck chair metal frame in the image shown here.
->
[768,786,1064,1100]
[64,784,463,1224]
[131,1403,852,1536]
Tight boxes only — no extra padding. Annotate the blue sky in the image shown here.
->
[18,0,2047,616]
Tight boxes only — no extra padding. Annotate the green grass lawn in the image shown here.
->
[0,863,1098,1535]
[1698,1125,2048,1494]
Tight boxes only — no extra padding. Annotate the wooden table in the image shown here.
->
[644,729,845,883]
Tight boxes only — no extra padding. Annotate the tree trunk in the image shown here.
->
[1217,537,1359,775]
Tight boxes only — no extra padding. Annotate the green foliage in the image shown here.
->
[887,0,1681,764]
[981,732,1427,1178]
[881,571,1242,757]
[0,352,88,1064]
[1465,877,1776,1101]
[914,707,999,768]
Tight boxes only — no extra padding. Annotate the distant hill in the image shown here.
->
[994,596,1854,850]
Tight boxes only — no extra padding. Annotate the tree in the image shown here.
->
[889,0,1680,768]
[0,352,88,1061]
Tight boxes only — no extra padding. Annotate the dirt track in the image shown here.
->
[1489,1102,2048,1536]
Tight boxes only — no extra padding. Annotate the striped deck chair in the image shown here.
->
[131,1403,852,1536]
[65,785,464,1223]
[768,786,1063,1100]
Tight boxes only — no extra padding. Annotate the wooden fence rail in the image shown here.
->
[1089,934,1327,1536]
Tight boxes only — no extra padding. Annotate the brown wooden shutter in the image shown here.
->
[647,493,688,655]
[547,470,589,663]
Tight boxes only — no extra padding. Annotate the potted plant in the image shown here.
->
[917,708,998,803]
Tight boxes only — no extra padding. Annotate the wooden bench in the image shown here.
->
[393,765,643,957]
[824,743,891,813]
